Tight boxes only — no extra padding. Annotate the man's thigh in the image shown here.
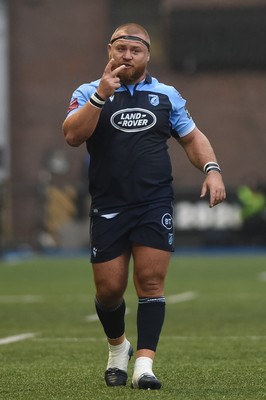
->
[131,244,171,297]
[92,251,131,306]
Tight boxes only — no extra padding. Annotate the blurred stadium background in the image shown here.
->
[0,0,266,255]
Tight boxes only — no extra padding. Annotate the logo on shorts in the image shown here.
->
[168,233,174,246]
[110,108,157,133]
[92,247,98,258]
[161,213,173,230]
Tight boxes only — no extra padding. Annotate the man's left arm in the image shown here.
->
[178,127,226,208]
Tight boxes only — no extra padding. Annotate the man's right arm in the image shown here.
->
[62,102,102,147]
[62,59,126,147]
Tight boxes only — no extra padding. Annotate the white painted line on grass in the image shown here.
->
[0,333,36,345]
[35,337,103,342]
[85,313,99,322]
[258,271,266,281]
[34,335,266,343]
[166,291,197,304]
[0,295,44,303]
[162,335,266,341]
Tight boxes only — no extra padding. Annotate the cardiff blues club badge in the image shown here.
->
[148,94,159,106]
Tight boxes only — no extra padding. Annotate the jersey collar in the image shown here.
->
[144,73,152,84]
[116,73,152,92]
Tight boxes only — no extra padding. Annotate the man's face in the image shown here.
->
[108,32,150,85]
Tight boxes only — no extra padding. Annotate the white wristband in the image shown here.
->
[203,162,221,175]
[89,91,106,109]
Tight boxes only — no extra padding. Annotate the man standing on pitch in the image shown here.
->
[63,23,226,390]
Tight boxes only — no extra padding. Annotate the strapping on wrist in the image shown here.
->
[203,161,221,175]
[89,91,106,109]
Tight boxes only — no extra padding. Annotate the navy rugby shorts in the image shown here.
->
[90,203,175,263]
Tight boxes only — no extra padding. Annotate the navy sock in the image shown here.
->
[137,297,166,351]
[95,298,126,339]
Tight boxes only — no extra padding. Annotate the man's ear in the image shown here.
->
[107,43,112,55]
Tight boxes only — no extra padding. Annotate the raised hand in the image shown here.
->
[97,59,126,100]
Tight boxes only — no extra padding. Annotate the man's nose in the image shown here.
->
[123,49,132,59]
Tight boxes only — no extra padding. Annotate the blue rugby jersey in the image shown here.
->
[67,74,195,214]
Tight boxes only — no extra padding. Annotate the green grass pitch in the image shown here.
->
[0,253,265,399]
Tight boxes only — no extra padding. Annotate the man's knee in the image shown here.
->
[96,283,125,307]
[134,272,164,297]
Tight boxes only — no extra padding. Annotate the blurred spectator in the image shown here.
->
[237,183,266,245]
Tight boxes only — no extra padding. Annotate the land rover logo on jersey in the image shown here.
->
[111,108,157,133]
